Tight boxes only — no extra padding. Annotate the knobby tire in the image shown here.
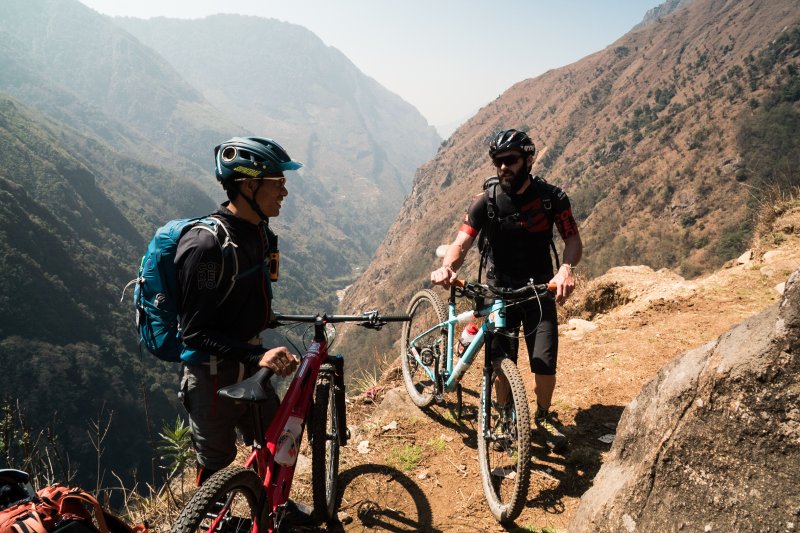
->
[311,374,340,524]
[401,289,447,408]
[171,466,265,533]
[477,357,532,523]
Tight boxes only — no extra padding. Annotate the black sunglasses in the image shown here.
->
[492,154,522,168]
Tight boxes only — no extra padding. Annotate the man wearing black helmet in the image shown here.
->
[175,137,303,488]
[431,129,582,451]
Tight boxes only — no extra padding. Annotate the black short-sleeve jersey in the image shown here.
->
[460,177,578,285]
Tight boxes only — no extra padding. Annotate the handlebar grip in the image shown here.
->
[379,314,411,322]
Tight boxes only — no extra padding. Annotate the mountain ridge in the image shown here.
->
[336,0,800,368]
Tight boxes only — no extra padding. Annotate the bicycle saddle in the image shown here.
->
[217,367,275,403]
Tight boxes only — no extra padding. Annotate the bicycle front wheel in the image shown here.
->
[171,466,265,533]
[401,289,447,408]
[476,357,532,524]
[311,373,340,524]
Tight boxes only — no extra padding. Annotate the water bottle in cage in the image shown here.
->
[457,323,479,356]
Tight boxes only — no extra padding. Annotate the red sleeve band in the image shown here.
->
[459,223,479,238]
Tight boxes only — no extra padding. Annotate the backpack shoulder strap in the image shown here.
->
[477,176,500,283]
[482,176,499,223]
[531,176,561,269]
[532,175,556,225]
[59,490,109,532]
[194,216,239,306]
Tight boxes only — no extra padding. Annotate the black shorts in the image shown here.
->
[489,296,558,375]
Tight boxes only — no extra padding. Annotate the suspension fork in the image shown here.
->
[324,354,348,446]
[481,329,495,436]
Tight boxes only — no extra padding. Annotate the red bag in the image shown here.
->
[0,484,146,533]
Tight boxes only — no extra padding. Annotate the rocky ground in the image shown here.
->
[143,204,800,532]
[287,205,800,532]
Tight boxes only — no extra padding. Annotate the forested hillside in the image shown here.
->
[0,0,438,489]
[0,95,184,486]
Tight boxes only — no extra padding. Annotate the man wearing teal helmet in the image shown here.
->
[175,137,304,488]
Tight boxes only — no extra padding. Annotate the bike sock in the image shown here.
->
[196,463,218,486]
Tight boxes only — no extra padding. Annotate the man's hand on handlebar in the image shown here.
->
[550,263,576,305]
[430,265,458,288]
[259,346,300,377]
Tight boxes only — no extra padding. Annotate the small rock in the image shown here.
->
[441,434,454,442]
[704,525,712,532]
[622,513,637,533]
[598,433,615,444]
[382,420,398,431]
[417,469,428,480]
[736,250,753,265]
[338,511,352,524]
[357,440,370,454]
[776,282,786,295]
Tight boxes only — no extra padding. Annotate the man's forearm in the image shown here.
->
[561,234,583,267]
[443,243,466,270]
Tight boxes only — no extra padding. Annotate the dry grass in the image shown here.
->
[559,272,632,322]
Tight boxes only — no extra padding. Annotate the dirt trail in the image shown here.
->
[290,216,800,533]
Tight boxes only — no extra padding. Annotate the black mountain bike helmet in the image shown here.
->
[488,129,535,158]
[214,136,302,185]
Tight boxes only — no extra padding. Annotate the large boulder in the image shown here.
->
[569,270,800,532]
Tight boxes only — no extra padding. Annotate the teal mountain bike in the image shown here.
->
[400,279,554,523]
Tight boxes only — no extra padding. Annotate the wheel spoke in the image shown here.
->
[401,290,447,408]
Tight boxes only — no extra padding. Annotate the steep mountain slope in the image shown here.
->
[0,0,237,183]
[0,94,194,485]
[0,0,440,488]
[1,0,440,313]
[338,0,800,368]
[115,15,440,269]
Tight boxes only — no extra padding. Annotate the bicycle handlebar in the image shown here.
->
[273,310,410,330]
[453,278,556,300]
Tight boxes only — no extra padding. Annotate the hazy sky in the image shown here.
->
[78,0,664,133]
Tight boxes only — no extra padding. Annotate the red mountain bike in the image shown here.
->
[171,310,408,533]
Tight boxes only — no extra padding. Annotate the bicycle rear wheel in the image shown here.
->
[171,466,265,533]
[401,289,447,408]
[311,373,340,524]
[476,357,532,523]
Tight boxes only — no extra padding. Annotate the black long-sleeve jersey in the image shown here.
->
[175,204,273,365]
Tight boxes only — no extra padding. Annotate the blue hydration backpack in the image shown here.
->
[127,216,238,362]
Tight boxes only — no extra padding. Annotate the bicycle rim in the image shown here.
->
[401,289,447,408]
[311,375,340,523]
[476,358,532,523]
[171,466,265,533]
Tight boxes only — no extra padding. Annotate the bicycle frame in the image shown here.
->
[408,287,507,394]
[248,330,327,530]
[204,318,333,533]
[204,311,403,533]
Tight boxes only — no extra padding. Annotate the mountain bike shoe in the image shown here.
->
[534,407,568,453]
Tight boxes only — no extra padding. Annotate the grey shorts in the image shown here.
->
[180,361,279,471]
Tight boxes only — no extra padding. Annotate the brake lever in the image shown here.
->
[359,310,385,330]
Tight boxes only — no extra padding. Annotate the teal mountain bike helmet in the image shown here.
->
[488,129,535,158]
[214,136,303,185]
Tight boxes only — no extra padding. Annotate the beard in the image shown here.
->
[498,165,530,194]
